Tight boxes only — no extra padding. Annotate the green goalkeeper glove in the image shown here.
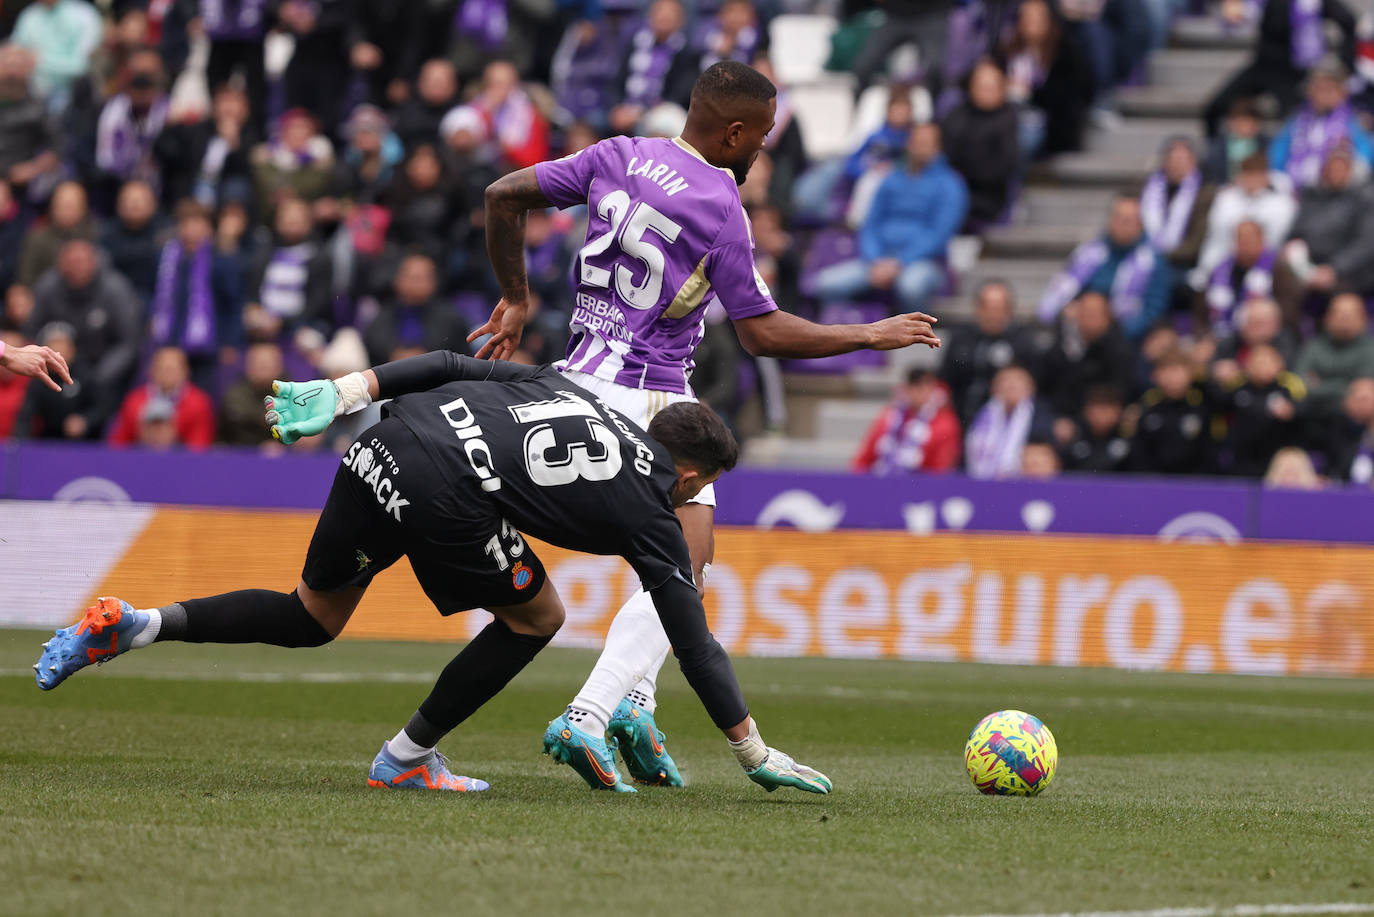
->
[263,379,339,444]
[728,719,832,795]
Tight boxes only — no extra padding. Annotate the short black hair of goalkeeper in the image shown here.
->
[689,60,777,111]
[648,402,740,476]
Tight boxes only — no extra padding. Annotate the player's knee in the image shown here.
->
[527,601,565,637]
[291,587,347,644]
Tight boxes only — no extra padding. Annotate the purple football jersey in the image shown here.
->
[535,135,778,393]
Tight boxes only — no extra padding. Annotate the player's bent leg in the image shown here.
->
[374,579,562,793]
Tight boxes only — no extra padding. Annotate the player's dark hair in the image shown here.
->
[690,61,777,110]
[648,402,740,475]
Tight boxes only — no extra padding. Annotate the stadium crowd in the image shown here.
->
[0,0,1372,489]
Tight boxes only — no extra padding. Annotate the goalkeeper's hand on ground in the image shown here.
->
[728,719,832,795]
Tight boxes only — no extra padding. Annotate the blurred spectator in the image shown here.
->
[1202,98,1269,184]
[748,52,807,220]
[792,88,914,226]
[609,0,692,136]
[1132,348,1213,475]
[109,345,215,449]
[1293,292,1374,413]
[1277,147,1374,312]
[94,47,169,196]
[1193,153,1296,285]
[17,181,100,287]
[251,108,335,221]
[382,144,468,271]
[523,207,576,318]
[690,303,743,430]
[0,180,25,293]
[0,44,59,201]
[155,84,257,211]
[150,200,244,389]
[278,0,354,134]
[1321,376,1374,482]
[1263,445,1323,488]
[329,104,404,209]
[1020,439,1062,478]
[1061,383,1134,473]
[1268,65,1372,188]
[1204,0,1357,137]
[940,279,1041,425]
[1215,343,1306,476]
[852,368,962,474]
[102,180,163,302]
[198,0,270,132]
[1039,290,1137,418]
[965,364,1054,479]
[1067,0,1152,121]
[219,340,284,447]
[1139,136,1214,270]
[393,59,461,150]
[851,0,953,95]
[3,284,34,332]
[941,59,1019,229]
[1211,297,1300,382]
[550,20,622,129]
[244,196,333,345]
[14,321,105,439]
[464,59,552,172]
[1199,219,1276,336]
[27,239,143,400]
[348,2,424,109]
[10,0,102,108]
[749,203,800,311]
[363,253,468,364]
[1038,195,1171,341]
[88,7,152,101]
[694,0,765,71]
[0,329,29,437]
[814,123,967,316]
[999,0,1096,158]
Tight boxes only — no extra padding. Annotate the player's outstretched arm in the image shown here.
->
[469,167,554,361]
[649,575,832,795]
[732,308,941,360]
[264,351,546,443]
[0,342,73,391]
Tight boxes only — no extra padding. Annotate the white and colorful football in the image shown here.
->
[964,709,1058,796]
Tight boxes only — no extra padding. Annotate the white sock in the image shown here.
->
[565,705,609,737]
[570,589,671,730]
[129,608,162,649]
[388,729,434,764]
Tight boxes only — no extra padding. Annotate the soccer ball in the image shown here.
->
[964,710,1058,796]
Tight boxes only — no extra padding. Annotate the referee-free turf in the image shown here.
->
[1,632,1371,917]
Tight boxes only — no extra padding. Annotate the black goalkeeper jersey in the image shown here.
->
[377,354,694,594]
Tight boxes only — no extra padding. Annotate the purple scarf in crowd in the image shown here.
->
[1291,0,1326,68]
[456,0,508,52]
[199,0,267,40]
[624,28,687,108]
[967,397,1034,480]
[1140,169,1201,252]
[151,240,217,355]
[1037,238,1157,323]
[871,391,948,475]
[96,94,170,183]
[1205,248,1277,333]
[1286,102,1352,186]
[697,23,760,71]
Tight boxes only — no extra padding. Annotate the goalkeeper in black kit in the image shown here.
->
[33,350,830,796]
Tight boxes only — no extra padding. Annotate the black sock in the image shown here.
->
[156,589,333,648]
[414,619,552,740]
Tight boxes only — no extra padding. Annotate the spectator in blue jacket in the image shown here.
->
[813,122,968,315]
[791,91,915,224]
[1038,195,1173,341]
[1267,65,1374,188]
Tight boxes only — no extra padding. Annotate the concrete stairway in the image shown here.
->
[746,16,1256,469]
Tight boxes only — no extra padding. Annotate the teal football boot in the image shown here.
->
[542,714,636,792]
[608,699,683,786]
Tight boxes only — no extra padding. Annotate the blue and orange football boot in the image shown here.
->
[542,713,636,792]
[608,699,683,786]
[34,597,152,691]
[367,743,490,792]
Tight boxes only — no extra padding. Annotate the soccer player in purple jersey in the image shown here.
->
[471,61,941,790]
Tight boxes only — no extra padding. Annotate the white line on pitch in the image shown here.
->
[948,902,1374,917]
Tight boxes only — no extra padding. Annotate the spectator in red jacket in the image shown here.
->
[108,345,215,449]
[852,368,962,474]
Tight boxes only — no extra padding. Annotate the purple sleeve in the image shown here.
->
[534,145,598,209]
[704,241,779,320]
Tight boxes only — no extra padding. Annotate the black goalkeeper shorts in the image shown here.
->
[301,416,547,614]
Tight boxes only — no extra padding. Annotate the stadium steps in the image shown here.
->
[956,258,1061,312]
[1166,15,1257,49]
[1148,47,1249,90]
[981,224,1092,260]
[1084,117,1203,156]
[1019,186,1117,227]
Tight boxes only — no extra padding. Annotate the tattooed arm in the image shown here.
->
[469,167,553,360]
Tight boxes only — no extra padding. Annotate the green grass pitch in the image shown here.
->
[2,630,1372,917]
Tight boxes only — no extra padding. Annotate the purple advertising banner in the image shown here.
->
[2,441,1371,545]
